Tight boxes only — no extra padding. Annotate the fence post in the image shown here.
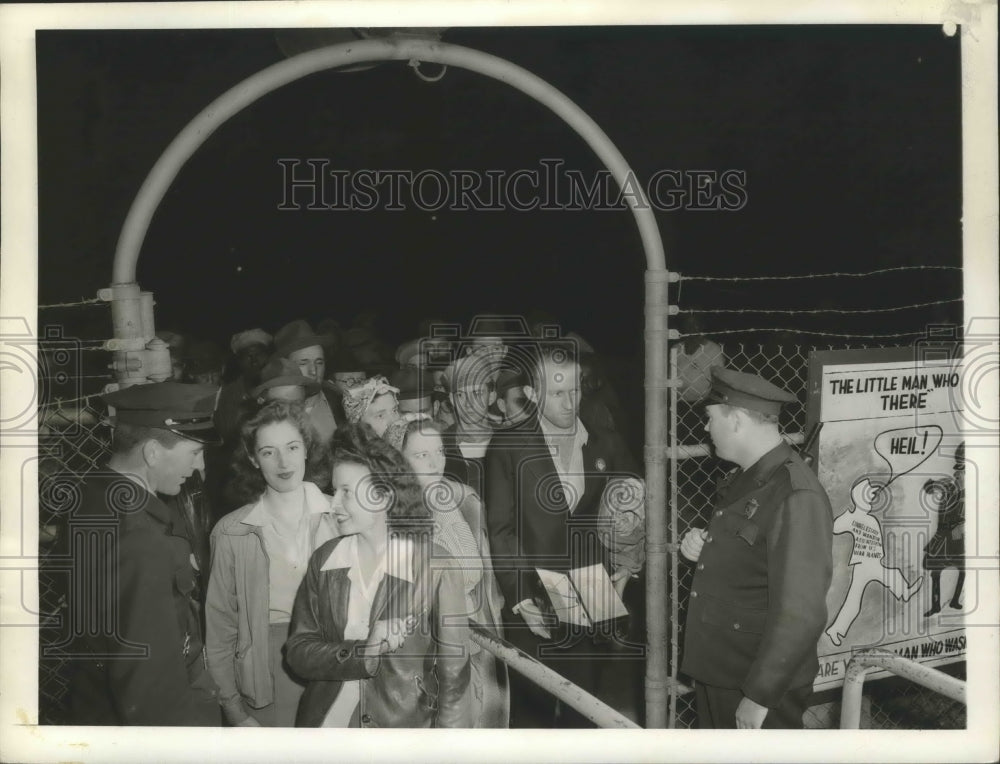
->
[644,269,676,728]
[667,342,680,728]
[840,654,873,729]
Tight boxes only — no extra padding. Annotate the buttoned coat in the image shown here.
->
[681,442,833,708]
[67,472,220,725]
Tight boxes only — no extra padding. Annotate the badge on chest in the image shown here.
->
[719,500,762,547]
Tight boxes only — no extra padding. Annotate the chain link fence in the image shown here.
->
[37,339,114,725]
[667,341,966,730]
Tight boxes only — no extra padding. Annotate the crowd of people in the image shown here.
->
[60,313,834,731]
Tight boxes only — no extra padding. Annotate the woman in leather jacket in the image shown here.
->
[285,423,472,727]
[205,401,337,726]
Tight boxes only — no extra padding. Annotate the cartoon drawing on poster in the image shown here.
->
[825,477,923,646]
[807,350,967,691]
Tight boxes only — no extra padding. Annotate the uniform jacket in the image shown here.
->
[286,535,472,728]
[67,472,219,726]
[681,442,833,708]
[484,416,638,616]
[204,482,338,722]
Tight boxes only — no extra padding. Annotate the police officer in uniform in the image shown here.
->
[680,368,833,729]
[67,382,222,725]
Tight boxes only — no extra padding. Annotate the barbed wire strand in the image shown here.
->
[42,392,105,408]
[679,297,961,315]
[677,328,929,339]
[680,265,961,282]
[38,298,105,309]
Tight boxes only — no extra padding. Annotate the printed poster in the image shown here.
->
[807,348,967,691]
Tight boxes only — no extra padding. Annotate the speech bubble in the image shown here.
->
[873,424,944,487]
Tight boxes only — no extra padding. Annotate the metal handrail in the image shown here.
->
[840,648,966,729]
[468,623,641,729]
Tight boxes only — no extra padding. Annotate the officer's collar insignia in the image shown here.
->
[745,498,759,519]
[595,458,607,472]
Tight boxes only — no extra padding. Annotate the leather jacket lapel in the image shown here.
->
[326,568,352,639]
[368,573,416,624]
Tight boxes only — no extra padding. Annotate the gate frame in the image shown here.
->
[109,37,673,727]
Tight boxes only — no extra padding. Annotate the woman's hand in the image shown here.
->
[367,618,407,654]
[234,715,262,727]
[610,566,631,598]
[515,600,552,640]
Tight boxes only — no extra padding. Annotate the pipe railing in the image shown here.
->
[840,648,966,729]
[469,623,641,729]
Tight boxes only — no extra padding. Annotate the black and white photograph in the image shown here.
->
[1,1,997,762]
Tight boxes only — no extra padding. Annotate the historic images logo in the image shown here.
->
[277,158,748,213]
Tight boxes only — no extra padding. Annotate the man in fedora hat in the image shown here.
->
[67,381,222,726]
[252,355,321,405]
[274,319,339,442]
[679,367,833,729]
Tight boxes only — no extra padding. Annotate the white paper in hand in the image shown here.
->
[536,564,628,627]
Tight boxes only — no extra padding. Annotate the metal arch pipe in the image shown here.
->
[111,37,671,726]
[112,38,665,281]
[840,648,966,729]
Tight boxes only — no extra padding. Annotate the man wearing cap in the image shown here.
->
[327,346,367,397]
[274,320,339,443]
[67,382,222,725]
[216,328,271,443]
[390,367,438,418]
[679,367,833,729]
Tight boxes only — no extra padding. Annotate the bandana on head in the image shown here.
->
[342,374,400,424]
[381,412,432,452]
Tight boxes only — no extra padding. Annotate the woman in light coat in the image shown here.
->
[206,401,337,726]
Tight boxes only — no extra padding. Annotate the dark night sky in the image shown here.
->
[36,25,963,355]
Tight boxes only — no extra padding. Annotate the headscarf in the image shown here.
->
[342,374,400,425]
[381,412,432,452]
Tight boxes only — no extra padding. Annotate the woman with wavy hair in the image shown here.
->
[384,415,509,727]
[205,401,337,727]
[285,423,471,727]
